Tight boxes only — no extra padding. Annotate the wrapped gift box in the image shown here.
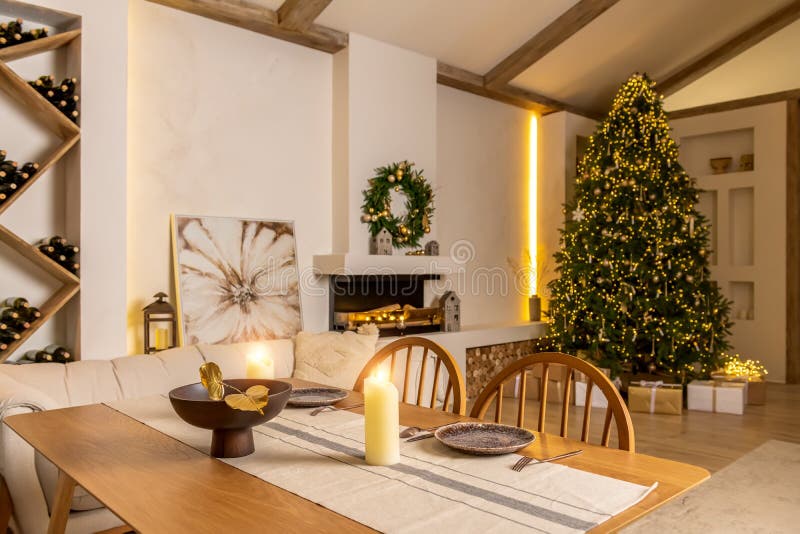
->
[573,367,612,408]
[575,380,608,408]
[687,380,715,412]
[628,381,683,415]
[714,382,746,414]
[746,379,767,405]
[501,365,568,403]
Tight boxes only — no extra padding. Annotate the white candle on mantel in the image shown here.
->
[364,371,400,466]
[246,349,275,379]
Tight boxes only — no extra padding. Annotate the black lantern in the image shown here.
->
[143,292,177,354]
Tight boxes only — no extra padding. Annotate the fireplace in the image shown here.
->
[329,274,443,337]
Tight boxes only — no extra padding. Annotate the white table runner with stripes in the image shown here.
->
[108,395,656,533]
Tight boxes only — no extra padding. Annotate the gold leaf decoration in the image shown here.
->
[224,385,270,415]
[199,362,224,401]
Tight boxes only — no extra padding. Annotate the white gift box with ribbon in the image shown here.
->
[687,380,715,412]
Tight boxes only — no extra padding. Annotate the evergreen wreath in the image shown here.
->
[361,160,434,248]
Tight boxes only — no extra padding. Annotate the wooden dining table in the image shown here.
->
[4,378,709,533]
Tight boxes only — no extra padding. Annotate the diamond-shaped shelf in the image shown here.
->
[0,26,81,362]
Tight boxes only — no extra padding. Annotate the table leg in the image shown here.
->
[47,471,76,534]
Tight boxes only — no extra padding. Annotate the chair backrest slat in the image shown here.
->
[495,383,504,423]
[581,379,593,442]
[469,352,635,452]
[538,363,550,432]
[389,350,396,382]
[429,358,442,409]
[516,370,528,428]
[354,337,466,415]
[416,347,429,406]
[401,346,413,402]
[560,368,573,438]
[601,406,613,447]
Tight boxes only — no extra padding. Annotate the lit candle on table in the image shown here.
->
[364,370,400,466]
[154,328,169,351]
[246,348,275,379]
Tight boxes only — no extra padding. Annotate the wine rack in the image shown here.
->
[0,26,80,362]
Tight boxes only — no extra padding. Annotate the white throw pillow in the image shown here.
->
[293,329,379,389]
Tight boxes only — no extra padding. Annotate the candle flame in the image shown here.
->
[372,369,388,382]
[247,345,271,364]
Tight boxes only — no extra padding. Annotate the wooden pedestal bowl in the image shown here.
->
[169,379,292,458]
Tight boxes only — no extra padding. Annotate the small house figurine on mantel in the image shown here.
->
[370,228,393,255]
[424,240,439,256]
[143,292,178,354]
[439,291,461,332]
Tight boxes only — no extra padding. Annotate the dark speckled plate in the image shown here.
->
[434,422,535,455]
[288,387,349,407]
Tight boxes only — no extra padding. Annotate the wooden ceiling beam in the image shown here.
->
[666,88,800,119]
[277,0,333,33]
[660,1,800,96]
[484,0,620,88]
[437,62,599,119]
[146,0,347,54]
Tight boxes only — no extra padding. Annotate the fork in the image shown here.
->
[310,403,364,416]
[512,449,583,471]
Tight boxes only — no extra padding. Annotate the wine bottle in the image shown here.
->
[4,317,30,331]
[20,162,38,176]
[21,28,47,43]
[49,235,67,247]
[3,297,29,309]
[44,344,71,363]
[0,160,18,176]
[0,343,7,351]
[68,262,79,274]
[22,349,52,362]
[0,184,17,198]
[57,78,77,97]
[26,306,41,320]
[0,308,19,320]
[0,330,21,343]
[0,149,6,163]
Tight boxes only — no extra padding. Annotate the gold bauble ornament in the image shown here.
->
[424,226,431,233]
[388,175,396,183]
[371,215,378,222]
[361,214,371,222]
[369,208,374,213]
[396,169,403,178]
[394,186,400,192]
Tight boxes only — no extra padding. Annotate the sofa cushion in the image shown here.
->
[197,339,295,378]
[293,330,378,389]
[110,346,204,398]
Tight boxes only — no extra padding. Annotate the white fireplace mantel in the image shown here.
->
[313,253,459,275]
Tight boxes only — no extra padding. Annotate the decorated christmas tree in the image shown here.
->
[547,73,732,382]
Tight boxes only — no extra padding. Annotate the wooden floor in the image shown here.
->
[471,383,800,473]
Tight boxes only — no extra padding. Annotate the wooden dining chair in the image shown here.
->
[353,337,466,415]
[469,352,635,452]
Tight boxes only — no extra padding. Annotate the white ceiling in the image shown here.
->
[262,0,799,114]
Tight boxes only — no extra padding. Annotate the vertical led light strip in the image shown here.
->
[529,115,538,297]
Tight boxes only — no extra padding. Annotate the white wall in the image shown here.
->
[538,111,596,307]
[0,0,127,360]
[332,33,437,254]
[126,0,332,353]
[436,85,532,326]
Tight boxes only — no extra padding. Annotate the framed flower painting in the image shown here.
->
[171,215,302,345]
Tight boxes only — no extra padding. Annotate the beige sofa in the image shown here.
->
[0,340,295,534]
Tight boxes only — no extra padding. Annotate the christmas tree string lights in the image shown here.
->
[546,73,732,381]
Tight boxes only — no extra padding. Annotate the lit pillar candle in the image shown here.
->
[364,371,400,466]
[154,328,169,351]
[246,350,275,379]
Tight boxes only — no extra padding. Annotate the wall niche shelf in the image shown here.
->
[674,103,787,381]
[0,14,81,362]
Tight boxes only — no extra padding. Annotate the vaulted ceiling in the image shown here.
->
[150,0,800,118]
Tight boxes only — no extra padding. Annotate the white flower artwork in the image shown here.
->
[171,215,302,345]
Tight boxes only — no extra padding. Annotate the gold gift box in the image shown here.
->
[711,373,767,405]
[628,381,683,415]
